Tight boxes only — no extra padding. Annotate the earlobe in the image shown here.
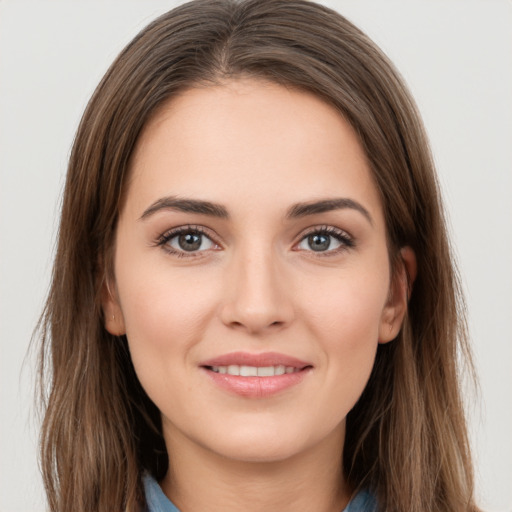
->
[378,246,417,344]
[101,279,126,336]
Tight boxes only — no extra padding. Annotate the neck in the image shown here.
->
[160,424,350,512]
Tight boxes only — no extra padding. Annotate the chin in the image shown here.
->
[215,440,307,464]
[199,419,340,465]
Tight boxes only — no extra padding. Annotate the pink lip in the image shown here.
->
[200,351,313,399]
[200,351,311,369]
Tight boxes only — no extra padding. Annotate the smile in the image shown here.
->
[208,365,301,376]
[200,352,312,398]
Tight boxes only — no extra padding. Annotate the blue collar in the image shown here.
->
[143,473,377,511]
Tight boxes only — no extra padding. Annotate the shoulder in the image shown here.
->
[343,489,379,512]
[142,472,181,512]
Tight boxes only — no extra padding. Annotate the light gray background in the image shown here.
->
[1,1,511,511]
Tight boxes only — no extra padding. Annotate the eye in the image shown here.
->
[296,227,354,254]
[158,226,219,257]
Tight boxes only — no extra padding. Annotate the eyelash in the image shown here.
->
[297,225,355,257]
[156,225,220,258]
[155,225,355,258]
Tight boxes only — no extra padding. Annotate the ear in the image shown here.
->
[378,246,417,344]
[101,277,126,336]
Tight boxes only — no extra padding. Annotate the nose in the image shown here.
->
[219,245,295,334]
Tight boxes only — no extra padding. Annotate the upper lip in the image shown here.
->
[200,351,312,369]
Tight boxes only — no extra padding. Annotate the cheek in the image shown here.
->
[301,266,388,346]
[298,265,389,401]
[114,258,219,384]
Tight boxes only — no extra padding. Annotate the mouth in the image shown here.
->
[206,364,305,377]
[200,352,312,398]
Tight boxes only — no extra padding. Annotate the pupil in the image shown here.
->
[179,233,201,251]
[308,234,330,251]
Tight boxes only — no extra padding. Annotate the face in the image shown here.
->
[104,79,410,465]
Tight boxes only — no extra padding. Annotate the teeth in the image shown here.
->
[240,365,258,377]
[227,365,239,375]
[274,365,285,375]
[210,365,299,376]
[257,366,275,377]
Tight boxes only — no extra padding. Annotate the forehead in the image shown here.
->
[126,78,384,224]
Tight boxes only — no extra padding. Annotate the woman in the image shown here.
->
[36,0,480,511]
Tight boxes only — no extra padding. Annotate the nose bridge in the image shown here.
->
[220,238,293,333]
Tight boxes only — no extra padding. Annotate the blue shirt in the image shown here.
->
[143,473,378,511]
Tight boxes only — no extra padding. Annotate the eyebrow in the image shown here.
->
[140,196,229,220]
[286,198,373,225]
[139,195,372,225]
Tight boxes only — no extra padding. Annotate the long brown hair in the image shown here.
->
[36,1,479,510]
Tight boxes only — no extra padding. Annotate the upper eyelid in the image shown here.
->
[159,225,218,243]
[296,225,353,240]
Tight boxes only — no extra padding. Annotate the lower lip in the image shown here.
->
[202,368,311,398]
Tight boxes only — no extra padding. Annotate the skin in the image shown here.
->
[103,78,415,512]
